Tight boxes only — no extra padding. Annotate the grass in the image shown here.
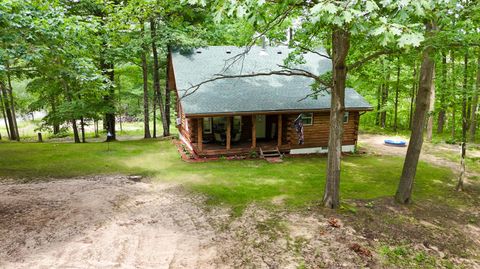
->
[0,120,177,141]
[0,139,465,214]
[379,245,456,269]
[359,123,480,145]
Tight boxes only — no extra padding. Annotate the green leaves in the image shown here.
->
[398,32,425,48]
[365,1,379,13]
[311,3,337,15]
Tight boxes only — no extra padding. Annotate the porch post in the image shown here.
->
[197,118,203,152]
[226,117,231,150]
[251,115,256,148]
[278,114,282,147]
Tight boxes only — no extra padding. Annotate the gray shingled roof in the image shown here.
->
[172,46,372,116]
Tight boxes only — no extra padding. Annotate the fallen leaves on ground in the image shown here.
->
[349,243,373,258]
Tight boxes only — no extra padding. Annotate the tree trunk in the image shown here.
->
[96,7,116,141]
[409,61,417,130]
[394,57,400,131]
[94,119,99,138]
[80,117,86,143]
[437,53,447,133]
[451,52,456,140]
[469,53,479,142]
[104,64,116,142]
[381,60,390,128]
[395,22,436,204]
[376,85,381,126]
[0,86,11,140]
[51,97,60,135]
[164,48,171,135]
[323,28,349,209]
[72,119,80,143]
[0,81,17,140]
[6,61,20,141]
[426,69,435,142]
[119,113,123,132]
[150,18,169,137]
[153,91,157,138]
[141,21,151,139]
[457,52,469,191]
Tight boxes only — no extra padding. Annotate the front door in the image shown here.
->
[256,115,266,139]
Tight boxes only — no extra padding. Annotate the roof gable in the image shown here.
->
[171,46,372,116]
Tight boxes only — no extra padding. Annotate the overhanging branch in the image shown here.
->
[298,45,331,59]
[347,49,393,71]
[179,66,327,99]
[220,3,297,74]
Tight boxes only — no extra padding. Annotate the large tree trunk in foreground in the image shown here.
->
[141,22,151,139]
[457,52,469,191]
[150,18,169,137]
[395,22,436,204]
[469,54,479,142]
[323,28,349,209]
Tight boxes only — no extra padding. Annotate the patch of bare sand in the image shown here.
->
[2,173,479,269]
[0,176,377,269]
[0,176,218,269]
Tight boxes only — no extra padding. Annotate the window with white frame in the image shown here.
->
[343,112,349,124]
[302,113,313,125]
[203,117,212,134]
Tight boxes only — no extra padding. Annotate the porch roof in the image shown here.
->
[171,46,372,116]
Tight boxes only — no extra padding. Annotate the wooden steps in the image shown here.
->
[260,147,283,163]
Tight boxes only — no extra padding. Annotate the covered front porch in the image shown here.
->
[191,114,287,156]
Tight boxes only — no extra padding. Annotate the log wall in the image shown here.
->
[286,112,359,148]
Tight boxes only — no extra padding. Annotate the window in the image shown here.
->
[302,113,313,125]
[343,112,349,124]
[203,118,212,134]
[233,116,242,133]
[212,117,226,132]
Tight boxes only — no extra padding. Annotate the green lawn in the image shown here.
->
[0,139,465,214]
[0,120,177,141]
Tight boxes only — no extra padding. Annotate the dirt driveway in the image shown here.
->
[359,133,480,177]
[0,176,382,269]
[0,176,218,268]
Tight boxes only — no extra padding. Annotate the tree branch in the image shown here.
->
[347,49,393,71]
[179,67,323,99]
[298,45,331,59]
[219,3,297,74]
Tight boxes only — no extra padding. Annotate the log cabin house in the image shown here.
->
[168,46,372,157]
